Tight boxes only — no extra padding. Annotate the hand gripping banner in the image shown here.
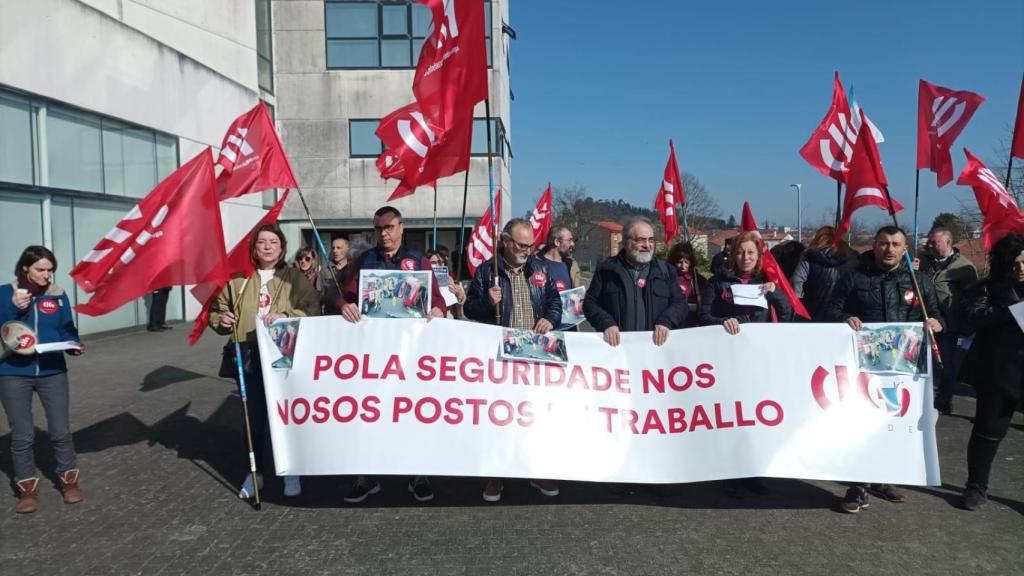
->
[256,319,940,486]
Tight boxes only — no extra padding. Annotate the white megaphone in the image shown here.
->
[1,320,38,360]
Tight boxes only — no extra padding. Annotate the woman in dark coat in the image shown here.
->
[666,241,707,328]
[958,233,1024,510]
[701,231,793,333]
[789,226,858,321]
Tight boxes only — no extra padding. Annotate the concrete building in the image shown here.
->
[271,0,513,263]
[0,0,274,333]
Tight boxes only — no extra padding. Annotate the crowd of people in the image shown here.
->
[3,204,1021,516]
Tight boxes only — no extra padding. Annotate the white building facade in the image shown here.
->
[0,0,276,333]
[271,0,513,260]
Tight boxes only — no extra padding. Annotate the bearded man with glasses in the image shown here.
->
[583,216,688,347]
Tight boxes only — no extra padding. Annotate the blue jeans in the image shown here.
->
[0,373,78,481]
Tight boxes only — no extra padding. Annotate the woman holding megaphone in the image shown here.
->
[1,245,84,514]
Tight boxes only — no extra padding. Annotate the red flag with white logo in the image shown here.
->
[1012,75,1024,159]
[188,190,291,344]
[917,80,985,187]
[655,140,683,244]
[531,184,553,245]
[799,72,857,183]
[216,101,299,200]
[739,202,811,320]
[957,148,1024,250]
[376,103,473,200]
[413,0,489,132]
[71,148,227,316]
[836,111,904,241]
[466,193,502,276]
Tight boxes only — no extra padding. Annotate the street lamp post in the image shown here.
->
[790,184,802,243]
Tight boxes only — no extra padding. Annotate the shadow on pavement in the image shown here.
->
[903,483,1023,516]
[140,365,207,392]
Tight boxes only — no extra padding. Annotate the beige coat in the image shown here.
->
[209,266,320,343]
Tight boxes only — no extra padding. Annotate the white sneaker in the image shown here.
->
[238,473,264,499]
[283,475,302,497]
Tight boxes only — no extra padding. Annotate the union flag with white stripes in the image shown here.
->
[466,193,502,276]
[835,110,903,242]
[917,80,985,187]
[215,101,299,200]
[654,140,683,244]
[957,148,1024,250]
[70,148,228,316]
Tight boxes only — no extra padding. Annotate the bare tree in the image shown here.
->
[681,172,722,232]
[551,185,602,244]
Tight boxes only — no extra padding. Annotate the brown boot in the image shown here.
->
[15,477,40,514]
[59,469,83,504]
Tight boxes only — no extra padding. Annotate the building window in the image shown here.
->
[348,117,505,159]
[256,0,274,93]
[261,101,279,208]
[0,86,179,198]
[326,1,491,70]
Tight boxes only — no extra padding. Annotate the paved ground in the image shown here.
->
[0,322,1021,576]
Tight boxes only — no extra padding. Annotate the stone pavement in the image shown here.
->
[0,322,1021,576]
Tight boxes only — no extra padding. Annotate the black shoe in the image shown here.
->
[841,486,870,513]
[159,324,173,331]
[744,477,770,496]
[343,476,381,503]
[407,476,434,502]
[146,325,161,332]
[961,484,987,511]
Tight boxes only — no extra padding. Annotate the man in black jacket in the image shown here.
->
[463,218,562,502]
[826,225,945,514]
[583,216,688,346]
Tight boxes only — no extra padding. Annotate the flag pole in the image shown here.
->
[456,168,470,281]
[881,185,944,369]
[1008,73,1023,189]
[292,188,346,303]
[432,184,438,251]
[912,169,921,256]
[484,99,500,326]
[228,282,261,511]
[834,181,842,229]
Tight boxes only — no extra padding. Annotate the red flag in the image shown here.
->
[799,72,857,182]
[957,149,1024,250]
[530,184,553,245]
[836,111,904,241]
[71,149,227,316]
[216,102,299,200]
[917,80,985,187]
[188,190,291,344]
[376,103,473,200]
[413,0,489,131]
[739,202,811,321]
[466,194,502,276]
[1012,74,1024,159]
[655,140,683,243]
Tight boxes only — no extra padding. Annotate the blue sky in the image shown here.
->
[507,0,1024,232]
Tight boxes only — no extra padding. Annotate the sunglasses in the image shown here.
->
[298,256,313,262]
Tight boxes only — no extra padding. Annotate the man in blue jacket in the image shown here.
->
[464,218,562,502]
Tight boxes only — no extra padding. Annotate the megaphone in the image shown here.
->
[1,320,38,360]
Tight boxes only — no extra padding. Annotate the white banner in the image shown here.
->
[256,318,940,486]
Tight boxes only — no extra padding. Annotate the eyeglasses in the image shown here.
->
[628,237,656,245]
[298,256,313,262]
[508,239,534,252]
[374,222,402,235]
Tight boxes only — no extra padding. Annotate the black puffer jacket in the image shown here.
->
[583,254,687,332]
[700,271,793,325]
[464,256,562,328]
[790,247,859,321]
[959,278,1024,401]
[826,251,945,327]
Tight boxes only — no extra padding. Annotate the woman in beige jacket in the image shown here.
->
[209,223,320,500]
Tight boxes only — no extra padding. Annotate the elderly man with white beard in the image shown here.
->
[583,216,688,347]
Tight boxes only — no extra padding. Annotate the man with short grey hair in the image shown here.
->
[919,226,978,415]
[583,216,687,346]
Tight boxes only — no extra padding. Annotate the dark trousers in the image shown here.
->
[967,386,1022,490]
[148,287,171,328]
[0,373,78,481]
[934,332,964,409]
[237,344,271,473]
